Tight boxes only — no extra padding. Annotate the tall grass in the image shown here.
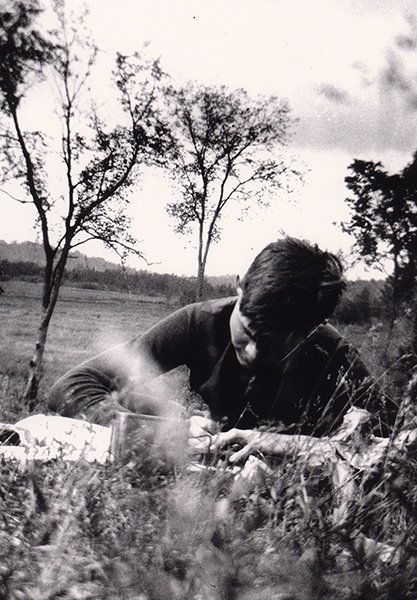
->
[0,428,416,599]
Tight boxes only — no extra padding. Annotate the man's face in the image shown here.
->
[229,286,304,371]
[229,294,258,369]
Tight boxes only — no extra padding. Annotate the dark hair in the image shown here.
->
[239,237,346,335]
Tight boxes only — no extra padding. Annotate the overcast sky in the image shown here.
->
[2,0,417,279]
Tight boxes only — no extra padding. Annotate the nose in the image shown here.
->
[241,339,257,365]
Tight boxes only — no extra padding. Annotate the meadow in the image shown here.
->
[0,281,173,420]
[0,280,417,599]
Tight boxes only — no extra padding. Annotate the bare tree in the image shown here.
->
[163,83,298,299]
[0,0,167,406]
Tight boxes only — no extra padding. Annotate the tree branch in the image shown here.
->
[0,188,31,204]
[9,104,53,260]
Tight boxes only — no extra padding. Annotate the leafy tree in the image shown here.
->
[0,0,167,406]
[163,83,297,299]
[342,155,417,313]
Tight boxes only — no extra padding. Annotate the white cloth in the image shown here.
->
[0,415,112,464]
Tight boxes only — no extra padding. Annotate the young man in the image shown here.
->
[48,238,396,456]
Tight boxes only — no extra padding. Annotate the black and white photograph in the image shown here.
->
[1,1,417,598]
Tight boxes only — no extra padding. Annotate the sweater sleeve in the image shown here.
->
[47,305,193,419]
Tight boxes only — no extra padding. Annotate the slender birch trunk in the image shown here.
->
[22,252,67,408]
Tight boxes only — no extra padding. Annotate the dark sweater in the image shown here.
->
[48,297,396,436]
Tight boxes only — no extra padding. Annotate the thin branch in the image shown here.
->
[0,131,19,143]
[72,229,149,265]
[0,188,31,204]
[220,168,269,208]
[9,104,52,259]
[73,122,145,230]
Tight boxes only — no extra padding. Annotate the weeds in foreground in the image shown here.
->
[0,428,416,600]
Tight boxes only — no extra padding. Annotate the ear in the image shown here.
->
[236,275,243,300]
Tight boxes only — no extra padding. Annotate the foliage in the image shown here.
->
[342,154,417,308]
[162,82,298,299]
[332,280,384,325]
[0,0,168,404]
[0,0,56,111]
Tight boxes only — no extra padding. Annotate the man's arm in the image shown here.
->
[48,305,193,422]
[210,426,336,464]
[187,414,335,463]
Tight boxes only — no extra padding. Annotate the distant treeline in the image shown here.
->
[1,257,389,322]
[0,259,235,304]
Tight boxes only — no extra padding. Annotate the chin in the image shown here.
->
[236,356,255,370]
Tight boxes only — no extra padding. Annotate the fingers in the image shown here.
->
[209,430,236,452]
[227,443,253,464]
[188,422,252,460]
[188,415,220,454]
[188,431,214,454]
[189,429,237,455]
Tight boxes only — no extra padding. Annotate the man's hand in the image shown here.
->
[188,422,256,462]
[188,415,220,454]
[210,428,253,462]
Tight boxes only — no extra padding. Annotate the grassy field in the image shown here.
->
[1,281,417,599]
[0,280,392,414]
[0,281,174,420]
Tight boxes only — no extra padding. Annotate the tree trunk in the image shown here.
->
[22,250,68,409]
[22,312,50,409]
[196,239,211,300]
[409,285,417,358]
[196,260,205,300]
[195,223,206,301]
